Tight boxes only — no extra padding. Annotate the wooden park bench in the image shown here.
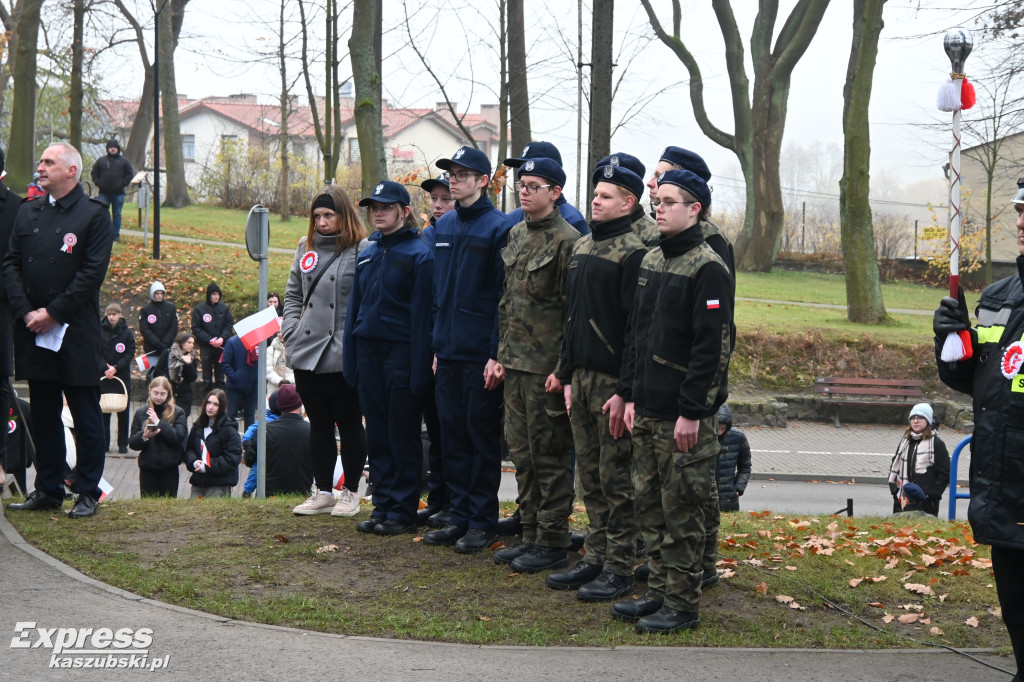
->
[814,376,924,428]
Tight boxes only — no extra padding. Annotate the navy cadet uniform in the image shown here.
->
[619,169,734,633]
[934,176,1024,676]
[504,141,589,236]
[546,165,649,599]
[427,146,512,552]
[417,174,450,525]
[343,181,434,534]
[3,181,114,506]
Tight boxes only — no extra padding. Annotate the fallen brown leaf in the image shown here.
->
[965,616,980,628]
[929,626,944,636]
[849,578,863,588]
[775,595,794,604]
[898,613,920,623]
[904,583,934,596]
[883,613,894,624]
[756,582,769,595]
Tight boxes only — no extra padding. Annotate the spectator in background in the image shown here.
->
[152,332,198,420]
[139,281,178,356]
[242,389,281,497]
[267,292,283,318]
[715,404,751,512]
[192,281,234,392]
[100,302,134,454]
[90,139,133,242]
[0,145,21,490]
[220,334,258,429]
[184,389,241,498]
[26,173,44,201]
[887,403,949,517]
[243,385,313,497]
[266,334,293,394]
[128,376,186,497]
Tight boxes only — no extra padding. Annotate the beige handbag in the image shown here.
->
[99,376,129,413]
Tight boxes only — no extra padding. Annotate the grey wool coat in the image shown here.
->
[282,233,364,375]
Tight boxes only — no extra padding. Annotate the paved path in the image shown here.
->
[0,514,1011,681]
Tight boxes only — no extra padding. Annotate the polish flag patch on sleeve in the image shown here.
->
[706,299,721,310]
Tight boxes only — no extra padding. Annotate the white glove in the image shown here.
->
[193,460,207,473]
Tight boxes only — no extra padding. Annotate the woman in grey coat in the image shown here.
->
[283,185,368,518]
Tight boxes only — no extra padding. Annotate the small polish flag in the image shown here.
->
[135,352,154,372]
[332,456,345,491]
[233,306,281,351]
[201,441,212,467]
[98,478,113,502]
[706,299,720,310]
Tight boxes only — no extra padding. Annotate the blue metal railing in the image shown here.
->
[948,434,972,521]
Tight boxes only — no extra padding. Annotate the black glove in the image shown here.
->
[933,286,970,336]
[889,482,899,497]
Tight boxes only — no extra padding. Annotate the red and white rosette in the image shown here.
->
[60,233,78,253]
[300,251,318,273]
[147,314,157,324]
[7,419,15,434]
[1001,342,1024,380]
[203,313,212,323]
[115,343,125,353]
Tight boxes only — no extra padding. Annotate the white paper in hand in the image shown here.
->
[35,323,69,352]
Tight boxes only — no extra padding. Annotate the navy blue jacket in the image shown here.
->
[220,335,258,393]
[344,226,435,396]
[507,196,589,236]
[430,194,511,363]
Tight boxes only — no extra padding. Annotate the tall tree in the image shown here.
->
[349,0,386,195]
[157,0,190,207]
[8,0,45,189]
[839,0,887,324]
[69,0,85,150]
[586,0,614,213]
[299,0,343,182]
[278,0,291,221]
[641,0,830,272]
[507,0,530,156]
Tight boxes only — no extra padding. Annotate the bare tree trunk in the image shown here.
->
[278,0,290,221]
[507,0,530,156]
[350,0,386,194]
[586,0,614,217]
[840,0,887,323]
[0,4,16,128]
[641,0,829,272]
[496,0,508,207]
[158,0,190,207]
[8,0,44,190]
[69,0,84,150]
[124,66,154,171]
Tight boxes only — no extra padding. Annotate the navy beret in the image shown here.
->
[517,157,566,188]
[504,140,563,168]
[358,180,411,207]
[592,164,644,201]
[436,145,491,177]
[596,152,646,180]
[901,482,926,501]
[660,146,712,182]
[658,169,711,209]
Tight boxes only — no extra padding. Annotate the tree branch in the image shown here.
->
[772,0,830,78]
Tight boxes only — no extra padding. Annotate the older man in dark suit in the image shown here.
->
[3,142,114,517]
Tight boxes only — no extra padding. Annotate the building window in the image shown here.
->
[349,138,360,163]
[182,134,195,161]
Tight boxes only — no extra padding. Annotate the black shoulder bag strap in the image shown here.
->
[300,242,360,317]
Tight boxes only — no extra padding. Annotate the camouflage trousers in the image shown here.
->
[633,413,718,612]
[571,368,636,576]
[504,369,574,547]
[703,475,720,573]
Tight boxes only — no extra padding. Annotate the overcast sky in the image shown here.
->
[108,0,1004,214]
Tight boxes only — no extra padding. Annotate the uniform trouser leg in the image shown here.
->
[358,341,423,525]
[294,369,366,494]
[702,475,720,574]
[30,381,106,499]
[504,369,573,548]
[200,346,216,387]
[435,359,502,531]
[422,390,448,510]
[102,408,129,449]
[633,414,716,612]
[572,368,636,575]
[992,545,1024,680]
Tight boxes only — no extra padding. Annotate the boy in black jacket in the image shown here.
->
[192,282,234,392]
[101,303,134,453]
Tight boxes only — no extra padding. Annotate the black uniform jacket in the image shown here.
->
[2,183,113,385]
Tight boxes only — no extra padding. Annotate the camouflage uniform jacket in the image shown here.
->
[700,217,735,281]
[498,209,580,375]
[556,214,648,398]
[628,225,734,422]
[631,205,661,248]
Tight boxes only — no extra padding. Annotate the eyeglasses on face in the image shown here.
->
[443,170,479,182]
[514,182,553,194]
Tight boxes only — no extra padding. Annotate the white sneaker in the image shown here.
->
[292,491,335,515]
[331,488,360,517]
